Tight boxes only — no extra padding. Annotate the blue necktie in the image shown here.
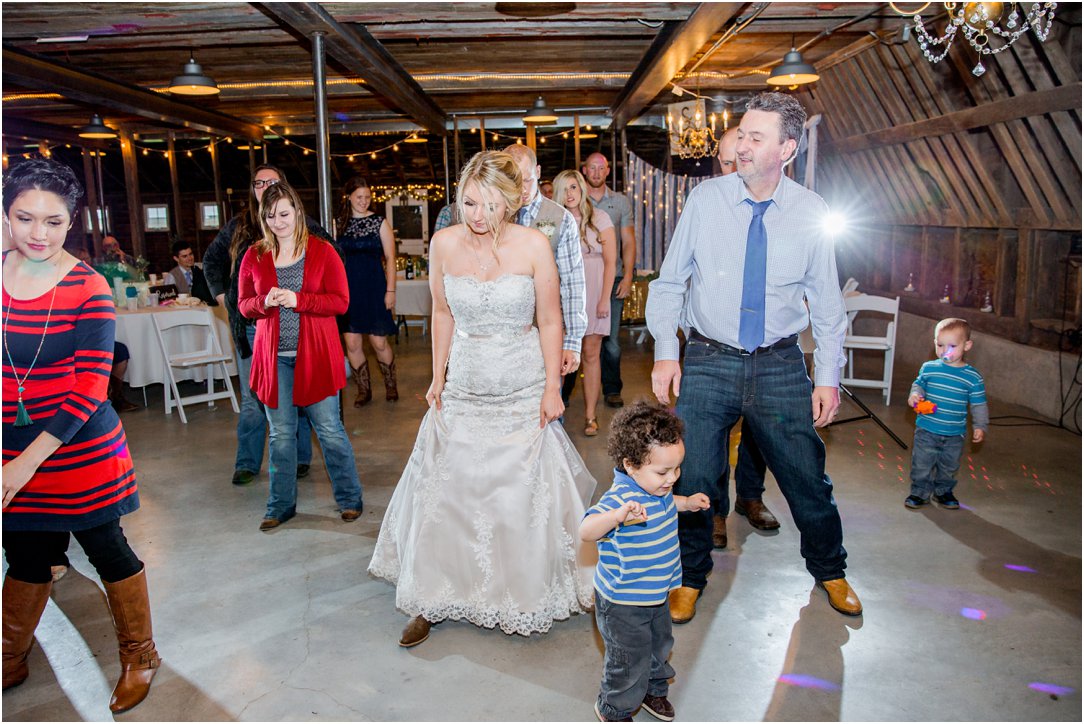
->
[184,269,192,287]
[738,199,772,352]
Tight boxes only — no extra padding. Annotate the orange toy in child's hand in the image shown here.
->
[914,399,937,415]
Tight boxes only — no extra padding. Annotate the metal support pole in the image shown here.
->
[311,30,333,231]
[443,135,451,202]
[167,132,184,239]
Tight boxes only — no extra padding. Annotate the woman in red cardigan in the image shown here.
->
[238,181,362,531]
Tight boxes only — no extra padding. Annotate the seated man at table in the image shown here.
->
[100,234,132,264]
[164,239,217,305]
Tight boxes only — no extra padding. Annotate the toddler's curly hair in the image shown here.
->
[606,400,685,472]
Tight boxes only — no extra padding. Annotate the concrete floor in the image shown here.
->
[3,332,1080,722]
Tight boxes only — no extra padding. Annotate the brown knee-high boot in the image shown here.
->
[377,359,399,402]
[2,577,52,690]
[352,359,372,407]
[103,567,160,714]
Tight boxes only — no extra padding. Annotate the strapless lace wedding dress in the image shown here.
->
[368,274,597,635]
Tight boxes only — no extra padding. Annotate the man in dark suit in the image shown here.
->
[165,239,216,305]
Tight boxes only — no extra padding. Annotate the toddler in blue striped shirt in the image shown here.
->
[906,318,989,510]
[581,402,710,722]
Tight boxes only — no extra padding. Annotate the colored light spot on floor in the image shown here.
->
[1029,682,1074,696]
[778,674,840,691]
[960,608,986,620]
[1004,564,1036,573]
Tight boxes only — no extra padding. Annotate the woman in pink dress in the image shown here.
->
[554,170,616,437]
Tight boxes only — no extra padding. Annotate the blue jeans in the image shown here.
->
[713,418,769,516]
[264,355,362,520]
[676,336,846,586]
[594,592,674,720]
[235,325,312,473]
[909,427,964,499]
[600,279,624,396]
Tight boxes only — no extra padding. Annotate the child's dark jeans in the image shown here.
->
[910,427,965,500]
[594,591,675,720]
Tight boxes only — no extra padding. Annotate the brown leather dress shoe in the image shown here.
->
[340,509,362,522]
[668,586,701,624]
[734,498,781,530]
[818,578,863,616]
[399,616,431,647]
[712,515,728,549]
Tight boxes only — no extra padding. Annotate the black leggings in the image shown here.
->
[3,519,142,585]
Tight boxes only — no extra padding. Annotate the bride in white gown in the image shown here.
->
[368,151,597,646]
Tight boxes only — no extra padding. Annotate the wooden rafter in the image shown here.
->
[257,2,447,135]
[831,82,1082,155]
[1,46,264,141]
[609,2,743,128]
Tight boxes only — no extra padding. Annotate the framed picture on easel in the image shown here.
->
[386,195,428,257]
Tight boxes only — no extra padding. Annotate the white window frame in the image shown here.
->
[144,203,170,232]
[197,201,222,231]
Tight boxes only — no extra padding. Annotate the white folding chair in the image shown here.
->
[151,308,239,423]
[841,294,900,406]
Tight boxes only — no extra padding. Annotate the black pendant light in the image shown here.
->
[523,96,558,124]
[78,114,117,139]
[168,54,220,96]
[767,49,820,87]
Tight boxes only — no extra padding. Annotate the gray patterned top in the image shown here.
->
[275,255,306,353]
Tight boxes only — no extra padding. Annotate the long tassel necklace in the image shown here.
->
[3,261,61,427]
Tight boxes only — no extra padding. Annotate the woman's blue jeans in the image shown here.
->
[675,336,847,586]
[263,355,362,520]
[235,324,312,474]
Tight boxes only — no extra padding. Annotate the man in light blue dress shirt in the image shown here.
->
[646,92,861,621]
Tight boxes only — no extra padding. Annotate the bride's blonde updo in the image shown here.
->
[456,151,523,253]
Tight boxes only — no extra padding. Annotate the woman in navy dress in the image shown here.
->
[335,176,398,406]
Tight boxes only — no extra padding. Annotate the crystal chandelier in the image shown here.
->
[666,99,718,160]
[901,2,1058,77]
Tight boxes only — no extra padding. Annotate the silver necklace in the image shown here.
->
[470,242,496,273]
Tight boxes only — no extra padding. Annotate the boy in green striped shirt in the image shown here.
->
[906,317,989,510]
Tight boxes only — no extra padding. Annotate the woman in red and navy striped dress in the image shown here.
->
[2,158,160,713]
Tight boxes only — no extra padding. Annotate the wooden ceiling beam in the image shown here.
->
[609,2,743,128]
[257,2,447,135]
[830,82,1082,154]
[1,116,109,149]
[1,46,264,141]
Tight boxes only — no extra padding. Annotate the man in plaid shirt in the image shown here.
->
[505,144,587,375]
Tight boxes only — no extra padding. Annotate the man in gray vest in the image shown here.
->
[582,152,636,409]
[504,144,587,377]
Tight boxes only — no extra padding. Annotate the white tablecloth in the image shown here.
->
[394,278,432,316]
[115,305,237,388]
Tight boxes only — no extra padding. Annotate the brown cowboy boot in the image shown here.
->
[377,359,399,402]
[103,567,161,713]
[2,577,53,690]
[352,360,372,407]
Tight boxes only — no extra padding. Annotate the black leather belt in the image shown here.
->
[688,329,798,356]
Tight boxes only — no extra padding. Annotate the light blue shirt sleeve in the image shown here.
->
[646,187,701,362]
